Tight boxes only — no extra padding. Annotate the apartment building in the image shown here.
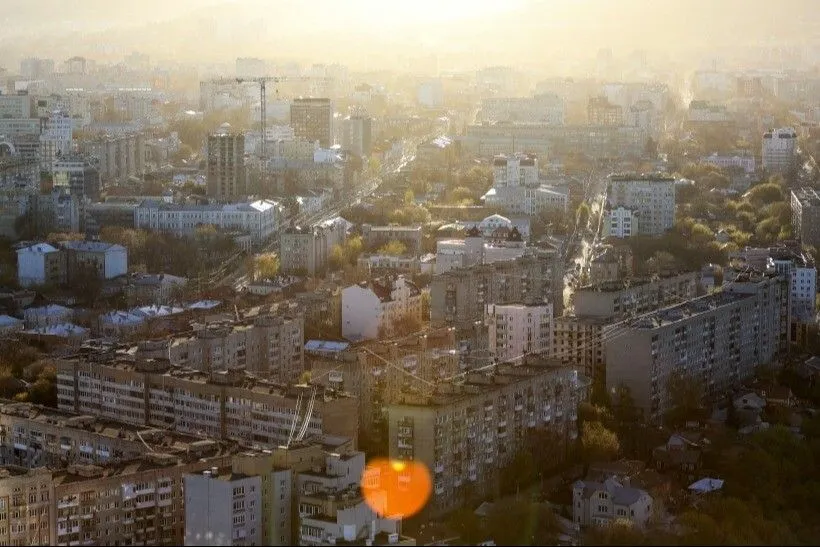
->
[605,174,676,237]
[606,288,784,421]
[0,400,226,469]
[39,111,74,173]
[52,153,101,201]
[724,269,790,354]
[387,357,588,517]
[357,254,422,277]
[572,272,699,318]
[307,327,459,449]
[341,115,372,157]
[482,185,568,216]
[61,240,128,282]
[486,303,552,362]
[55,358,358,448]
[603,206,639,238]
[361,225,422,255]
[572,477,653,529]
[762,127,797,175]
[588,245,634,285]
[0,467,55,546]
[291,99,333,148]
[767,248,817,344]
[295,287,343,340]
[491,154,539,188]
[791,188,820,248]
[125,303,304,381]
[280,226,329,276]
[207,127,246,200]
[0,93,33,118]
[341,275,422,342]
[430,252,559,335]
[701,152,756,174]
[78,132,145,185]
[125,273,188,306]
[134,199,281,245]
[479,94,564,125]
[458,124,647,161]
[184,469,262,546]
[588,97,624,126]
[0,441,230,547]
[552,315,619,382]
[416,137,455,171]
[50,452,232,546]
[16,243,65,288]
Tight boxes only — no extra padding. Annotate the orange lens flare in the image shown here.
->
[361,458,432,519]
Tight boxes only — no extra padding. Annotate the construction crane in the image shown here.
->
[204,75,333,187]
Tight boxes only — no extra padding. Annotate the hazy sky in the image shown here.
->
[2,0,818,72]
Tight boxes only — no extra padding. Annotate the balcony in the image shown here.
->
[435,463,445,474]
[514,403,523,411]
[435,484,445,495]
[397,440,413,449]
[136,500,157,510]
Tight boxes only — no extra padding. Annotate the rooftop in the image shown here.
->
[608,172,675,182]
[628,291,753,329]
[61,240,125,253]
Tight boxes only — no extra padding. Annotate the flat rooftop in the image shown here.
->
[628,291,753,330]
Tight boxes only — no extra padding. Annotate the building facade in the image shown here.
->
[762,127,797,175]
[290,99,333,148]
[207,129,246,200]
[486,303,552,362]
[341,276,422,342]
[572,478,653,529]
[387,358,588,517]
[605,174,675,237]
[791,188,820,247]
[134,199,281,244]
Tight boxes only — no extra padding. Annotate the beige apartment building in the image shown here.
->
[0,467,55,546]
[387,357,589,517]
[307,327,458,449]
[131,303,305,383]
[430,251,560,336]
[55,358,358,449]
[0,446,231,547]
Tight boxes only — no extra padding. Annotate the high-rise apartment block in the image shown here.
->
[791,188,820,247]
[184,469,263,546]
[39,111,74,172]
[604,174,675,237]
[341,114,372,157]
[387,357,588,517]
[430,252,559,335]
[207,126,246,200]
[606,275,785,421]
[52,154,101,201]
[762,127,797,175]
[290,99,333,148]
[486,303,552,362]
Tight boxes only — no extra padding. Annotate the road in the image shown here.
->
[208,134,431,292]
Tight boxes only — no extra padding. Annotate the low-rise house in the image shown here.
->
[652,434,703,477]
[572,477,654,529]
[341,275,422,341]
[125,273,187,305]
[61,240,128,282]
[22,304,73,329]
[0,315,23,337]
[16,243,65,287]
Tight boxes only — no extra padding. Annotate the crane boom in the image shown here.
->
[204,75,334,195]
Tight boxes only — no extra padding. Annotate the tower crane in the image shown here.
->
[204,75,334,188]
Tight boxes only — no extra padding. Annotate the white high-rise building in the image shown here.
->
[487,303,552,362]
[417,79,444,108]
[762,127,797,175]
[491,154,539,188]
[605,174,675,237]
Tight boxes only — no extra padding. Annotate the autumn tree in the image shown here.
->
[377,240,408,256]
[485,500,561,546]
[581,420,620,464]
[664,371,707,428]
[253,253,280,281]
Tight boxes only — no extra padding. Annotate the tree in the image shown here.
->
[486,500,561,546]
[377,240,408,256]
[500,450,537,496]
[253,252,280,281]
[664,371,706,428]
[576,202,591,229]
[745,182,784,207]
[581,420,620,463]
[449,186,475,204]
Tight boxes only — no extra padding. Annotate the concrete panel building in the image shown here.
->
[605,174,676,237]
[207,126,246,200]
[486,303,552,362]
[791,188,820,247]
[184,469,262,546]
[387,357,588,517]
[290,99,333,148]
